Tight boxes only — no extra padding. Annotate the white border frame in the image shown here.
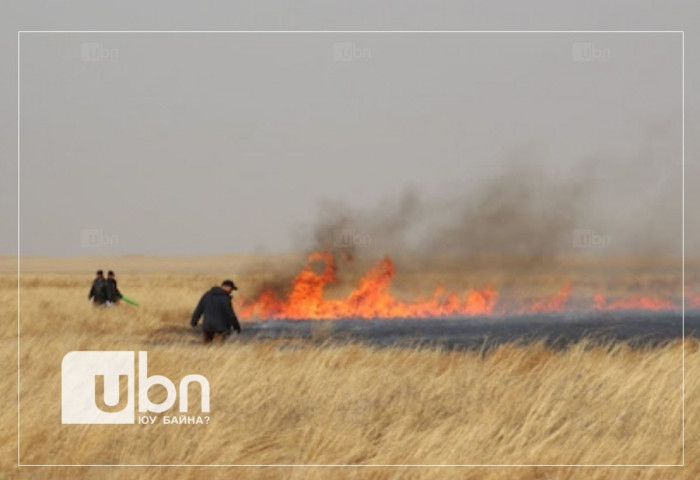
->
[17,30,685,468]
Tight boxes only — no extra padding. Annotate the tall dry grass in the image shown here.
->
[0,260,697,479]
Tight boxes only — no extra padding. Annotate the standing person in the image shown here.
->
[190,280,241,343]
[88,270,108,306]
[106,270,122,305]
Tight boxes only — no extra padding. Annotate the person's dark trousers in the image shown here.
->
[203,330,230,343]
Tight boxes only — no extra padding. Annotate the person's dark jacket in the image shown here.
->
[106,278,122,303]
[88,278,108,304]
[190,286,241,334]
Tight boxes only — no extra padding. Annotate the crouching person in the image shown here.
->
[190,279,241,343]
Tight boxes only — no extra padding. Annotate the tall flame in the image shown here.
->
[239,252,497,319]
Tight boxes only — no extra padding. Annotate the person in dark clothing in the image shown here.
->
[88,270,108,306]
[190,279,241,343]
[106,270,122,304]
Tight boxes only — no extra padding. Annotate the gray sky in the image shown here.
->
[1,2,697,257]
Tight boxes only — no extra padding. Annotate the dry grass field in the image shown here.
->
[1,254,698,479]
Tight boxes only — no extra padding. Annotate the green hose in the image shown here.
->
[121,294,139,306]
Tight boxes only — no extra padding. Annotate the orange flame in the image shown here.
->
[238,252,681,320]
[239,252,497,319]
[593,293,674,311]
[690,292,700,308]
[525,283,572,314]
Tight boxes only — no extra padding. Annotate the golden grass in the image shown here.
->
[1,256,697,479]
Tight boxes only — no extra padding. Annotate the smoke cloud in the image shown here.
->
[303,130,685,265]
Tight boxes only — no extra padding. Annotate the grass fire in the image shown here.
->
[237,252,684,320]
